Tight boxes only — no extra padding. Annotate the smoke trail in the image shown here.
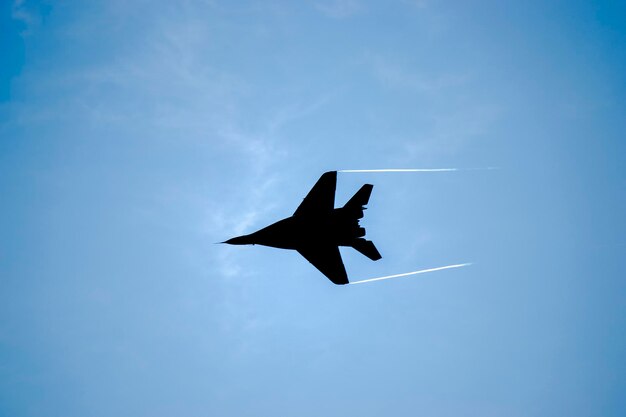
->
[339,168,498,173]
[339,168,457,173]
[349,263,471,285]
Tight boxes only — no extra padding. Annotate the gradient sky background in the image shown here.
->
[1,1,625,416]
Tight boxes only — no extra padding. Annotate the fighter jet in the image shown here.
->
[223,171,382,285]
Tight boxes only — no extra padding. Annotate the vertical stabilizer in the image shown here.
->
[343,184,373,210]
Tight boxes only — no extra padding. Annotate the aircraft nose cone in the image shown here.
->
[223,235,251,245]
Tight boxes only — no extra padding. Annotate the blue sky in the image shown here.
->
[1,1,625,416]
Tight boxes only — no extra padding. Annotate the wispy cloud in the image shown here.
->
[401,0,430,9]
[8,2,303,278]
[314,0,362,19]
[361,51,501,160]
[368,53,469,92]
[12,0,41,35]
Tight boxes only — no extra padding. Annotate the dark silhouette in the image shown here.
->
[223,171,382,285]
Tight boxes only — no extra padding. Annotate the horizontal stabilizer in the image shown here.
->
[343,184,373,210]
[351,238,382,261]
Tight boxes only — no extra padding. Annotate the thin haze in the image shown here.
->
[1,1,625,417]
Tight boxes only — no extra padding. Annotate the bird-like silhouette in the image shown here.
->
[223,171,381,285]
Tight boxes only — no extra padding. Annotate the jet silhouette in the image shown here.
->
[223,171,382,285]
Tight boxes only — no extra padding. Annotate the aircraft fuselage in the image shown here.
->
[225,206,365,250]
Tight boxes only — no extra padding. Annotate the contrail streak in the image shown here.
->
[349,263,471,285]
[339,168,499,173]
[340,168,457,173]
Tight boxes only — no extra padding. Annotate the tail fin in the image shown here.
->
[343,184,373,211]
[351,238,382,261]
[344,184,381,261]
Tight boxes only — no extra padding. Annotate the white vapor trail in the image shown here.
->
[349,263,471,285]
[339,168,499,173]
[340,168,457,173]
